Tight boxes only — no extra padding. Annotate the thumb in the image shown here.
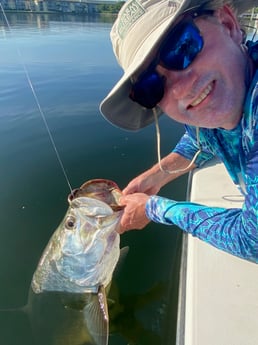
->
[119,195,127,205]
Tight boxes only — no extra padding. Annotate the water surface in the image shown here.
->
[0,12,186,345]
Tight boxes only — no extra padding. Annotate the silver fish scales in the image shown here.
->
[31,179,125,345]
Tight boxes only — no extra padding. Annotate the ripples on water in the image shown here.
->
[0,12,186,345]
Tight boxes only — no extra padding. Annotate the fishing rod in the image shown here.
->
[0,2,73,193]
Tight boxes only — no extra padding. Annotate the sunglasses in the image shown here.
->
[129,11,213,109]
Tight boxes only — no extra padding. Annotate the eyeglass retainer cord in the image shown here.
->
[153,108,202,174]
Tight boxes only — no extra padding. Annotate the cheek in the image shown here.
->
[201,20,245,76]
[160,101,188,125]
[158,95,181,120]
[207,42,246,107]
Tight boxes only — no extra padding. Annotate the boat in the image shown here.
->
[176,158,258,345]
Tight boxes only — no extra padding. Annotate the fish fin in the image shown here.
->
[83,286,109,345]
[107,298,115,307]
[113,246,129,278]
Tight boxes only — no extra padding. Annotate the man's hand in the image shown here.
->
[118,193,150,233]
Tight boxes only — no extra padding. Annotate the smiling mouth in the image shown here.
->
[189,82,213,108]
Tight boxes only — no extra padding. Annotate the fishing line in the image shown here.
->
[0,3,73,193]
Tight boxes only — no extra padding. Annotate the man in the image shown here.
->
[100,0,258,262]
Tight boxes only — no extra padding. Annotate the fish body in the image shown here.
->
[0,179,166,344]
[31,179,124,345]
[22,289,96,345]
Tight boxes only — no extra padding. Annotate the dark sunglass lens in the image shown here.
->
[130,71,165,109]
[160,21,203,70]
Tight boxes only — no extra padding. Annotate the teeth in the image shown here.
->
[191,84,212,107]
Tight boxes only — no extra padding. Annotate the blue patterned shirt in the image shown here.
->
[146,69,258,263]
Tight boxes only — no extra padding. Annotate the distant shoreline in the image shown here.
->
[0,1,124,16]
[1,10,116,15]
[1,10,256,18]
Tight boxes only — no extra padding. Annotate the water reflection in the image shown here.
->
[0,11,115,28]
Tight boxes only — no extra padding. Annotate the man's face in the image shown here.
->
[157,6,249,130]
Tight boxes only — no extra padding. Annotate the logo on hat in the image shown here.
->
[168,0,181,10]
[117,0,145,39]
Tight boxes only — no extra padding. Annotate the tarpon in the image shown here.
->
[30,178,125,345]
[0,179,168,345]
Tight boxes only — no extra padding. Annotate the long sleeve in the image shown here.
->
[172,126,215,167]
[145,141,258,263]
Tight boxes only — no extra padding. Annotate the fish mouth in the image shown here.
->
[68,179,124,211]
[68,188,81,201]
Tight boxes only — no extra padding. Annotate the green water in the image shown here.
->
[0,12,186,345]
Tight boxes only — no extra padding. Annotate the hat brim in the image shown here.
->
[100,12,186,131]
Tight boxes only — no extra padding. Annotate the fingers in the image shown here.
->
[122,171,161,196]
[122,181,140,195]
[118,193,150,233]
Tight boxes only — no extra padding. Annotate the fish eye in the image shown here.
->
[65,216,76,230]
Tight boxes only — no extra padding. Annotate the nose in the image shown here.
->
[156,65,195,100]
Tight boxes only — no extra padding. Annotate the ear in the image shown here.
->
[215,5,243,44]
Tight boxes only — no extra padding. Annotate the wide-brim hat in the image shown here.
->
[100,0,257,131]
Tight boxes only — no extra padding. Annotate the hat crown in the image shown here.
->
[111,0,184,70]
